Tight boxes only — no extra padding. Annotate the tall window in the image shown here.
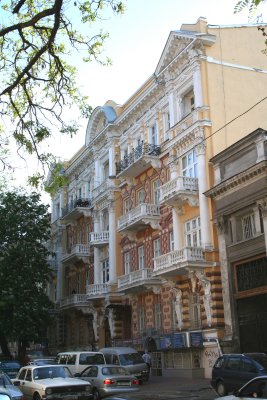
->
[182,90,195,117]
[153,238,161,258]
[185,217,201,247]
[153,180,160,204]
[138,246,145,270]
[154,303,162,330]
[150,123,158,145]
[242,213,256,240]
[103,161,109,180]
[102,211,109,231]
[124,252,130,275]
[102,259,109,283]
[163,112,170,141]
[124,198,130,214]
[137,189,145,205]
[189,292,201,329]
[182,149,198,177]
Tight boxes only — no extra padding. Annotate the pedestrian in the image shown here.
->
[142,350,151,375]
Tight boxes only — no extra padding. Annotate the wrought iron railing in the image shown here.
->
[116,143,161,175]
[61,197,92,217]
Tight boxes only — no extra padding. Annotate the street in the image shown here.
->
[110,375,216,400]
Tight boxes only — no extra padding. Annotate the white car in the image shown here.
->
[12,365,92,400]
[216,376,267,400]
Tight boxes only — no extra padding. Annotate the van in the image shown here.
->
[100,347,149,381]
[55,351,106,374]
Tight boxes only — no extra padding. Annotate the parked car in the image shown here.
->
[0,372,23,400]
[100,347,149,382]
[12,364,92,400]
[74,364,140,400]
[215,376,267,400]
[0,362,21,379]
[0,389,12,400]
[211,353,267,396]
[55,351,106,375]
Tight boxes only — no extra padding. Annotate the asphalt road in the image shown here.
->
[108,375,217,400]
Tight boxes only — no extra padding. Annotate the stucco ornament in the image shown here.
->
[172,287,183,331]
[196,271,212,327]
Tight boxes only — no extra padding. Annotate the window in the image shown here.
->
[163,112,170,140]
[242,213,256,240]
[124,198,130,214]
[137,189,145,205]
[182,90,195,117]
[189,292,201,329]
[124,252,130,275]
[138,246,145,270]
[153,238,161,258]
[182,149,198,177]
[169,231,174,251]
[102,211,109,231]
[185,217,201,247]
[150,123,158,145]
[102,259,109,283]
[103,161,109,180]
[138,307,145,331]
[154,303,162,330]
[152,179,160,205]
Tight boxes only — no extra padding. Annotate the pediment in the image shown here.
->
[155,30,195,76]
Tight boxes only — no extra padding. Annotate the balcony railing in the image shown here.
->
[87,283,109,298]
[61,244,90,264]
[61,197,92,218]
[118,268,154,290]
[89,231,109,247]
[116,143,161,177]
[117,203,160,232]
[160,176,198,206]
[153,246,206,275]
[60,294,88,309]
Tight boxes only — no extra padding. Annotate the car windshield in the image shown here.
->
[119,353,144,366]
[101,367,127,375]
[33,366,72,380]
[251,356,267,370]
[0,373,12,386]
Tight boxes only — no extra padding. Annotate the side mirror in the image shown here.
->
[12,381,20,387]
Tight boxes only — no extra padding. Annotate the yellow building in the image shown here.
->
[47,18,267,378]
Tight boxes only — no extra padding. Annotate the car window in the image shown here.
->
[240,379,267,397]
[104,354,112,364]
[25,370,32,381]
[84,366,98,378]
[18,369,27,380]
[119,353,144,366]
[225,357,241,370]
[102,367,127,375]
[79,353,105,365]
[67,355,76,365]
[242,358,257,372]
[213,357,224,369]
[0,373,12,386]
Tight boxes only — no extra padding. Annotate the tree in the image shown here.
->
[234,0,266,14]
[0,0,124,185]
[0,190,53,359]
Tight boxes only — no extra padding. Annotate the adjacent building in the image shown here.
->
[47,18,267,378]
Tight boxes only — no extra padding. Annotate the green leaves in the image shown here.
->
[234,0,266,13]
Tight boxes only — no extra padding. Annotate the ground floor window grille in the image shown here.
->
[164,351,192,368]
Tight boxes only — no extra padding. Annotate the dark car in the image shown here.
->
[211,353,267,396]
[0,362,21,380]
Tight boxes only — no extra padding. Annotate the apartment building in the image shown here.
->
[47,18,267,378]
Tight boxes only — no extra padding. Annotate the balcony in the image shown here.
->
[117,203,161,233]
[89,231,109,247]
[61,198,92,224]
[160,176,199,207]
[153,246,209,276]
[61,244,90,264]
[92,178,119,204]
[116,143,161,178]
[60,294,88,310]
[87,283,110,298]
[117,268,161,292]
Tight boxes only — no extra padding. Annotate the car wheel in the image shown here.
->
[92,388,100,400]
[216,381,227,397]
[33,393,41,400]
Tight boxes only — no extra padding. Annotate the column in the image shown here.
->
[193,65,203,108]
[215,217,233,339]
[108,205,116,283]
[172,207,183,250]
[93,215,101,284]
[109,146,115,177]
[196,141,212,249]
[168,91,176,127]
[94,160,100,187]
[59,190,64,218]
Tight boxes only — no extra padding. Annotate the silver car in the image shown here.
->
[75,364,140,400]
[12,365,92,400]
[0,372,23,400]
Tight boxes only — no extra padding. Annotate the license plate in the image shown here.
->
[117,382,130,386]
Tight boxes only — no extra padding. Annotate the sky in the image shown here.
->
[7,0,267,195]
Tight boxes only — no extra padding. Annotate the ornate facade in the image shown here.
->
[47,18,267,378]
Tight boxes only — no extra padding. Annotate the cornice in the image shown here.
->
[205,161,267,199]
